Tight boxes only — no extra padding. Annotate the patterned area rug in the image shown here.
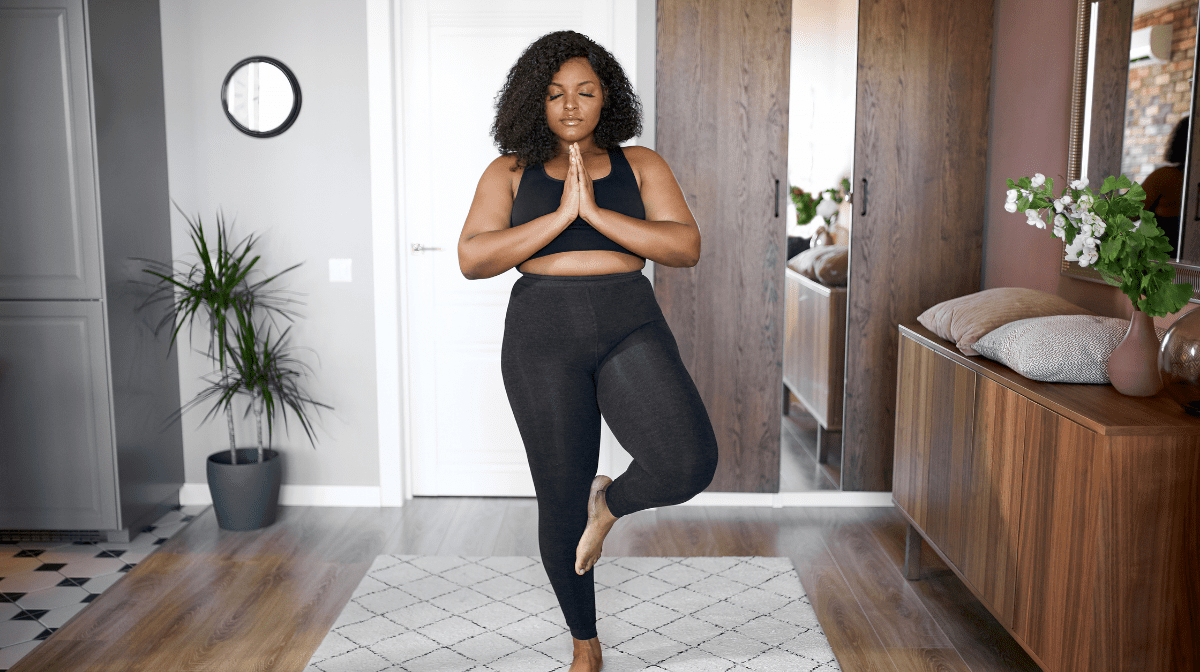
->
[306,556,841,672]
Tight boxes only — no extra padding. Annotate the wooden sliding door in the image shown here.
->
[843,0,994,491]
[655,0,791,492]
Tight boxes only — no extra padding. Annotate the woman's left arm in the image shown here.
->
[576,145,700,267]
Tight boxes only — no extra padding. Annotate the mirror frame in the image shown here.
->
[1064,0,1200,301]
[220,56,302,139]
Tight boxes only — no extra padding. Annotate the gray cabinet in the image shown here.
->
[0,0,183,538]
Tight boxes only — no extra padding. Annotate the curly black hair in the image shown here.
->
[492,30,642,168]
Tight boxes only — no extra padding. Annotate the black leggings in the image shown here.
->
[500,270,719,641]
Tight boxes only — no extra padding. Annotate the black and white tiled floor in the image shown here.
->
[0,505,206,671]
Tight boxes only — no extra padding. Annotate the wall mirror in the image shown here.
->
[221,56,301,138]
[1068,0,1200,297]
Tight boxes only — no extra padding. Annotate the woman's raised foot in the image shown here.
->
[576,475,617,575]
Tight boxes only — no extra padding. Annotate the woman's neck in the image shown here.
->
[555,137,601,156]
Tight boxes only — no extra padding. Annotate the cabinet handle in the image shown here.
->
[775,179,780,218]
[861,178,868,216]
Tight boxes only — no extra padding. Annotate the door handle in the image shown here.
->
[860,178,868,217]
[412,243,442,252]
[775,179,780,218]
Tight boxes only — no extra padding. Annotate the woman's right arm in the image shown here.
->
[458,154,578,279]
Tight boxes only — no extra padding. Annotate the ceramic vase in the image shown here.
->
[1107,308,1164,397]
[1159,308,1200,416]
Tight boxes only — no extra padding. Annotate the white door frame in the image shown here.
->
[367,0,407,505]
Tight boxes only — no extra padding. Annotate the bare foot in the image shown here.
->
[576,475,618,575]
[569,636,603,671]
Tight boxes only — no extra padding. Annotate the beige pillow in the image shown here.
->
[813,246,848,286]
[917,287,1092,356]
[973,315,1165,384]
[786,245,848,287]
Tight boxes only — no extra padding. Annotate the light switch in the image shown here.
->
[329,258,352,283]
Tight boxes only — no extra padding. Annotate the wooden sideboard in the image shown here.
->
[894,324,1200,672]
[783,268,846,478]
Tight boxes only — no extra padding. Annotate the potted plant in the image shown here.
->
[140,208,329,530]
[1004,173,1194,396]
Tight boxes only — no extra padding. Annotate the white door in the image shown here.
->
[400,0,641,495]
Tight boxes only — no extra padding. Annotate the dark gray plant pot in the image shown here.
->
[206,448,282,531]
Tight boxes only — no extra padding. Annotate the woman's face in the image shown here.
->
[544,57,604,145]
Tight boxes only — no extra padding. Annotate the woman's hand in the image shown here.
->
[574,143,601,224]
[557,145,581,222]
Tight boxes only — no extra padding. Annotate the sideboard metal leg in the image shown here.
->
[904,524,923,580]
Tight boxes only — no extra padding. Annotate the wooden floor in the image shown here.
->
[12,500,1042,672]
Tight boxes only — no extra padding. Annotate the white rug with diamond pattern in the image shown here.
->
[305,556,840,672]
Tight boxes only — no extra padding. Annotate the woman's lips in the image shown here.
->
[561,118,582,125]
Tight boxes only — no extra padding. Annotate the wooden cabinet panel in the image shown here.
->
[1098,436,1200,670]
[1011,415,1103,672]
[656,0,790,492]
[958,376,1032,629]
[783,269,845,430]
[892,336,974,556]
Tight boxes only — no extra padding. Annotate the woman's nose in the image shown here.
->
[564,97,576,110]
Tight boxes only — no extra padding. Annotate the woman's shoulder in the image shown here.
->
[481,154,527,198]
[486,153,525,174]
[619,145,674,183]
[619,144,664,164]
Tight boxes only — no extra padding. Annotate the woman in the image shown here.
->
[458,31,719,671]
[1141,115,1188,254]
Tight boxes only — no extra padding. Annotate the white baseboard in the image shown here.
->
[179,484,890,509]
[680,491,894,508]
[179,483,383,507]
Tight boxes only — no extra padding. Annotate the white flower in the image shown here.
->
[1079,222,1093,238]
[1025,209,1046,229]
[1006,189,1019,203]
[1031,173,1046,187]
[1078,248,1099,267]
[1004,201,1018,213]
[1054,214,1067,228]
[1077,193,1094,208]
[1053,199,1064,213]
[1060,194,1072,205]
[815,197,838,220]
[1070,177,1089,190]
[1092,219,1106,237]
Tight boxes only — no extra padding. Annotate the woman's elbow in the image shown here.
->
[458,246,481,280]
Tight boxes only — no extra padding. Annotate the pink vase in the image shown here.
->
[1107,308,1164,397]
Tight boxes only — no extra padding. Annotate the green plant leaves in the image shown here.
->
[1006,173,1194,317]
[137,205,326,455]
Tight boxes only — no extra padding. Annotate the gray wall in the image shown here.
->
[159,0,379,487]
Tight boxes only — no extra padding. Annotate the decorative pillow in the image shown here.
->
[917,287,1092,356]
[813,246,848,286]
[787,245,848,287]
[972,315,1166,384]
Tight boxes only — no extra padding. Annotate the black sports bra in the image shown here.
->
[510,146,646,260]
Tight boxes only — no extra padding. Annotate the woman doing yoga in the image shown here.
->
[457,30,719,672]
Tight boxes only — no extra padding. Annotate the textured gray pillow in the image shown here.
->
[972,314,1165,384]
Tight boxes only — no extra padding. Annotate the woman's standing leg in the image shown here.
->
[501,279,603,641]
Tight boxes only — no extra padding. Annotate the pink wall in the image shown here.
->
[984,0,1195,328]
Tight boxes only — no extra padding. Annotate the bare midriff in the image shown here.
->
[517,250,645,276]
